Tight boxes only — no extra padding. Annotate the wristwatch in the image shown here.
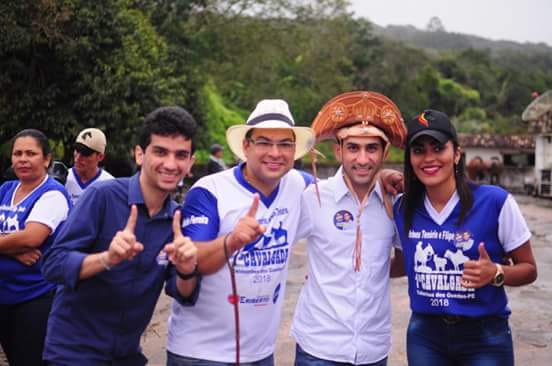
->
[490,263,505,287]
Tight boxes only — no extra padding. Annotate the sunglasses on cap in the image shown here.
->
[74,143,97,157]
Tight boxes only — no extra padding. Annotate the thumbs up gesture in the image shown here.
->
[226,194,266,252]
[461,242,496,288]
[106,205,144,267]
[164,210,198,274]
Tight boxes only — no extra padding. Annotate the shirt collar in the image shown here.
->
[330,166,385,204]
[233,162,280,207]
[128,172,177,219]
[423,190,459,225]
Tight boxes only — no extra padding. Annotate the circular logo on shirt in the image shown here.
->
[272,283,281,304]
[333,210,354,230]
[455,230,475,252]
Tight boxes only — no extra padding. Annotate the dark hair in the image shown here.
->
[13,129,51,156]
[138,106,197,153]
[401,139,473,235]
[210,144,223,155]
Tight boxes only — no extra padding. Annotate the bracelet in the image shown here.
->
[177,262,199,280]
[99,252,112,271]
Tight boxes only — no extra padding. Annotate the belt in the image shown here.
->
[441,314,468,324]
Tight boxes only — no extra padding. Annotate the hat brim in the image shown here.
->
[74,142,98,155]
[226,121,315,161]
[336,124,390,145]
[408,130,450,146]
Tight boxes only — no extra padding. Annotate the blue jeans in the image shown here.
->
[167,351,274,366]
[407,312,514,366]
[294,344,387,366]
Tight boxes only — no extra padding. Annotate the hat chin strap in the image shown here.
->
[341,163,379,272]
[311,121,395,271]
[339,138,391,272]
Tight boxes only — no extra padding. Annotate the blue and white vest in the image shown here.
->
[0,177,71,304]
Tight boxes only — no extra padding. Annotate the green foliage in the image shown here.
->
[436,78,480,115]
[195,79,246,163]
[386,146,404,163]
[1,0,187,162]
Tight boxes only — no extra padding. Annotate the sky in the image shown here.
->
[348,0,552,46]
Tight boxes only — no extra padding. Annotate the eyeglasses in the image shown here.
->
[247,138,295,152]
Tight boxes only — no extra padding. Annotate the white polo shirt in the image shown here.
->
[168,165,310,363]
[65,167,114,205]
[291,167,400,364]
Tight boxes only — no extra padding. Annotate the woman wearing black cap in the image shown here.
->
[393,110,537,366]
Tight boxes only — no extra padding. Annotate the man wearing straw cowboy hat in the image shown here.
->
[166,99,315,365]
[291,91,406,366]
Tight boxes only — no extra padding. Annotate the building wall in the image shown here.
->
[463,147,502,163]
[535,135,552,171]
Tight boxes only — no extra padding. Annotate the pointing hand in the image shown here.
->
[164,210,198,275]
[105,205,144,267]
[226,194,265,252]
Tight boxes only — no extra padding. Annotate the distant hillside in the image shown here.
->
[373,24,552,56]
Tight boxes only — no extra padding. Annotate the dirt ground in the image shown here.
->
[2,196,549,366]
[140,195,552,365]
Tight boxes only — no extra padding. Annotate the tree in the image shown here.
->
[0,0,187,163]
[426,16,445,32]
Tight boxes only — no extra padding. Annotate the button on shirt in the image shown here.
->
[42,173,196,365]
[291,167,400,364]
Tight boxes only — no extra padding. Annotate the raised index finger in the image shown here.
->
[173,209,183,238]
[247,194,260,218]
[125,205,138,233]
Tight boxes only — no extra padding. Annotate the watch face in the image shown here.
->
[495,273,505,285]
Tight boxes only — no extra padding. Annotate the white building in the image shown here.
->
[522,91,552,197]
[459,133,534,191]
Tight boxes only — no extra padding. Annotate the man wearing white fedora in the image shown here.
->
[166,99,315,365]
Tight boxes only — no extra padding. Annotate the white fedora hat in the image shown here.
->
[226,99,315,161]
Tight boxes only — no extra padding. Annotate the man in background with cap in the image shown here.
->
[65,128,114,205]
[166,99,315,365]
[206,143,228,175]
[291,91,406,366]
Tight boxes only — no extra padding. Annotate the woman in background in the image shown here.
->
[0,129,71,365]
[394,110,537,366]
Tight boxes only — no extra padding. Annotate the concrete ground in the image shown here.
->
[141,195,552,365]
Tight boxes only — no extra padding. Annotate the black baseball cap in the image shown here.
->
[406,109,458,146]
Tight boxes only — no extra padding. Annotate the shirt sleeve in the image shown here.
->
[25,190,69,233]
[181,187,220,241]
[498,194,531,252]
[297,169,315,187]
[41,186,105,289]
[164,265,202,306]
[392,222,402,250]
[295,188,314,241]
